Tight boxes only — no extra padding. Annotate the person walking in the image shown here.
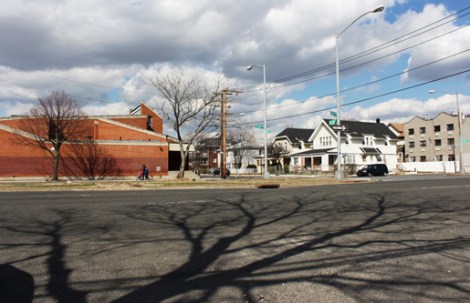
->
[142,164,150,180]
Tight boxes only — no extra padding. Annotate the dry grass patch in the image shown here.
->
[0,176,366,192]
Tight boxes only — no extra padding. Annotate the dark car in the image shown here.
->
[356,164,388,176]
[212,168,230,176]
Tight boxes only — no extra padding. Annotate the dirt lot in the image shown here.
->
[0,176,365,191]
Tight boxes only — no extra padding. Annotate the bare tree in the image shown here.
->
[152,73,223,178]
[268,141,290,173]
[228,121,257,169]
[18,91,88,181]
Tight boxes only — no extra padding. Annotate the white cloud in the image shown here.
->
[0,0,468,140]
[400,4,470,82]
[82,102,131,116]
[0,100,34,116]
[344,93,470,124]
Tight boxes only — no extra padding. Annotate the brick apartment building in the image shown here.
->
[404,112,470,172]
[191,137,227,174]
[0,103,178,179]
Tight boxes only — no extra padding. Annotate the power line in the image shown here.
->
[228,48,470,117]
[0,5,468,106]
[238,6,470,93]
[269,5,470,85]
[232,68,470,126]
[0,4,468,120]
[263,23,467,94]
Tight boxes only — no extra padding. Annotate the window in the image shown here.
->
[448,138,455,145]
[364,136,374,146]
[420,156,426,162]
[320,136,332,147]
[449,154,455,161]
[434,125,441,132]
[409,141,415,148]
[419,127,426,134]
[147,116,153,130]
[436,155,443,161]
[411,156,416,162]
[447,124,454,131]
[408,128,414,135]
[420,140,426,147]
[435,139,441,146]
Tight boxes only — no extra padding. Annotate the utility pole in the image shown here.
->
[216,89,241,179]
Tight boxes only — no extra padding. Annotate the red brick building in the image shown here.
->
[0,103,176,179]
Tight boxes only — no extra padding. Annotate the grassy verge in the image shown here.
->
[0,176,366,192]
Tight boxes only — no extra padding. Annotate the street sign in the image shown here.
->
[331,125,347,132]
[255,124,272,133]
[462,139,469,143]
[330,111,337,117]
[328,119,337,125]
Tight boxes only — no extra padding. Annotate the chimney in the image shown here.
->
[376,118,381,124]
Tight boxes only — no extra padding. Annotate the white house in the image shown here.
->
[288,119,399,174]
[271,128,315,172]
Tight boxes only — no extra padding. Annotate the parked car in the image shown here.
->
[212,168,230,176]
[356,164,388,176]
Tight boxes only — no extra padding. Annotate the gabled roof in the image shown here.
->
[388,123,404,133]
[324,119,398,140]
[274,128,314,144]
[404,112,461,124]
[98,118,168,140]
[388,123,404,138]
[130,103,163,119]
[198,137,220,147]
[290,147,335,156]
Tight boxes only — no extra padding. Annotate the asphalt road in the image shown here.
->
[1,176,469,303]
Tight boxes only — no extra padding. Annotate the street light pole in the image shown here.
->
[335,6,384,180]
[335,33,342,180]
[429,89,465,175]
[247,64,269,179]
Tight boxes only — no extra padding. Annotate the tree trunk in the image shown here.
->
[177,144,186,178]
[178,162,185,178]
[53,149,60,181]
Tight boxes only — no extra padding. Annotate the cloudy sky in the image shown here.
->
[1,0,469,138]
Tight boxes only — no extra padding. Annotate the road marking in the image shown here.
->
[421,185,470,190]
[169,200,210,204]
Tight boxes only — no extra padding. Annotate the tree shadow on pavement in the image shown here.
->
[108,190,470,303]
[2,188,469,303]
[3,209,100,303]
